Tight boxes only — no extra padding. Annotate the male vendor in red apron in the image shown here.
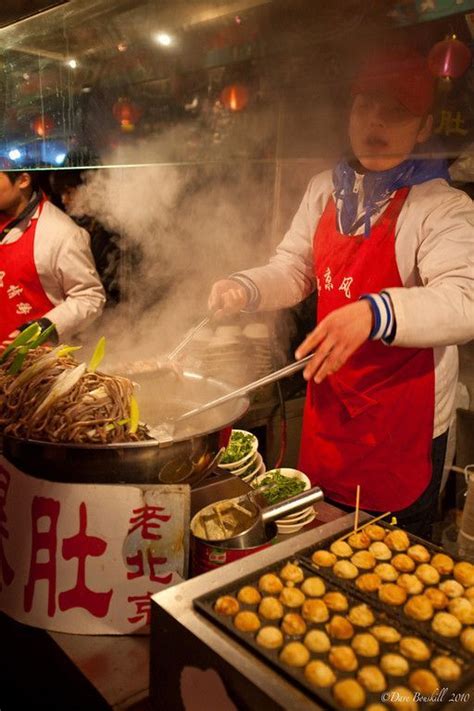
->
[0,167,105,347]
[208,48,474,538]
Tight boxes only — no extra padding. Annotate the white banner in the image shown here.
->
[0,456,189,634]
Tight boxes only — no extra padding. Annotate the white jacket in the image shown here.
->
[1,200,105,339]
[239,171,474,437]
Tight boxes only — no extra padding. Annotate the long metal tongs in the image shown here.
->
[166,317,210,362]
[173,353,313,423]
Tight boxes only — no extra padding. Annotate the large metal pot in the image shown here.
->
[2,369,249,484]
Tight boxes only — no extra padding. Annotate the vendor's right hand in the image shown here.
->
[208,279,248,320]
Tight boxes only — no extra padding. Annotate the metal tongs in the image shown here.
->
[166,316,210,362]
[173,353,313,423]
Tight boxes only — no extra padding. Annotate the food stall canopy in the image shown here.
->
[0,0,473,172]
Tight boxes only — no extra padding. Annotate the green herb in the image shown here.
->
[257,470,305,506]
[220,430,255,464]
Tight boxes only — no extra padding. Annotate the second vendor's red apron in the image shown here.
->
[0,198,55,342]
[298,188,435,512]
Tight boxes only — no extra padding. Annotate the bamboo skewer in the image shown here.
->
[336,510,392,543]
[354,485,361,533]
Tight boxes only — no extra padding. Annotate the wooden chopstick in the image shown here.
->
[354,485,361,533]
[336,510,392,543]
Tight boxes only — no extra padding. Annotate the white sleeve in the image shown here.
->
[35,207,106,339]
[237,172,333,310]
[386,186,474,348]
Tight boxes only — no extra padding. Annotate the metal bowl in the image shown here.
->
[2,369,249,485]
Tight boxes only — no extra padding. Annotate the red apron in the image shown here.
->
[0,198,55,341]
[298,188,435,512]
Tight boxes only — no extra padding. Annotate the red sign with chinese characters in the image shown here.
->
[0,457,189,634]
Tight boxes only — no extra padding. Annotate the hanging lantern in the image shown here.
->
[112,98,141,132]
[220,84,249,112]
[32,114,54,137]
[428,35,472,79]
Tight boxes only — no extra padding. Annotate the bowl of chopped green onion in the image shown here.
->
[251,468,311,510]
[219,429,259,470]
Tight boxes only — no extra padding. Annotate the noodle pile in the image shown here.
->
[0,345,148,444]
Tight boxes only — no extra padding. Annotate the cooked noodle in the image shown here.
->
[0,346,148,444]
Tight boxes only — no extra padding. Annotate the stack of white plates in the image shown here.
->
[243,323,274,381]
[218,430,264,483]
[252,468,316,533]
[185,326,251,386]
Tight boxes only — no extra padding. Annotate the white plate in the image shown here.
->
[276,510,317,534]
[219,430,259,470]
[252,467,311,491]
[232,451,260,476]
[276,505,315,524]
[242,460,266,483]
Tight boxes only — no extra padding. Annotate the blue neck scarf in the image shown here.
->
[332,157,450,237]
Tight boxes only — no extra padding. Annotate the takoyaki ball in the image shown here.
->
[256,626,284,649]
[430,553,454,575]
[279,641,310,667]
[333,679,366,710]
[454,561,474,588]
[302,598,329,623]
[304,629,331,653]
[304,660,336,688]
[351,551,376,570]
[333,560,359,580]
[348,531,371,549]
[357,665,387,693]
[280,562,304,584]
[431,612,462,638]
[237,586,261,606]
[348,603,375,627]
[330,540,353,558]
[430,655,462,682]
[378,584,408,606]
[281,612,307,636]
[365,523,386,541]
[234,610,261,632]
[397,574,424,596]
[312,550,337,567]
[460,626,474,653]
[375,563,399,582]
[324,591,349,612]
[326,615,354,640]
[380,653,409,676]
[399,637,431,662]
[408,669,439,695]
[258,596,284,620]
[392,554,415,573]
[369,541,392,561]
[351,633,380,657]
[258,573,284,595]
[356,573,382,593]
[448,597,474,624]
[424,587,449,610]
[329,645,358,672]
[439,579,464,599]
[301,576,326,597]
[384,529,410,552]
[415,564,440,586]
[214,595,240,616]
[465,586,474,603]
[407,544,431,564]
[403,595,434,622]
[366,706,389,711]
[279,586,305,608]
[387,686,417,711]
[370,625,401,644]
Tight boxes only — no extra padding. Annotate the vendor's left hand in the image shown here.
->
[295,300,373,383]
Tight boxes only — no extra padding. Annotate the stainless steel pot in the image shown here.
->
[2,369,249,484]
[191,486,324,549]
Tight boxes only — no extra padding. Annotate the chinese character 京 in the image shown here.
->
[127,592,153,625]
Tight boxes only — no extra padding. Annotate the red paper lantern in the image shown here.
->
[428,36,472,79]
[112,98,141,132]
[220,84,249,112]
[32,114,54,137]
